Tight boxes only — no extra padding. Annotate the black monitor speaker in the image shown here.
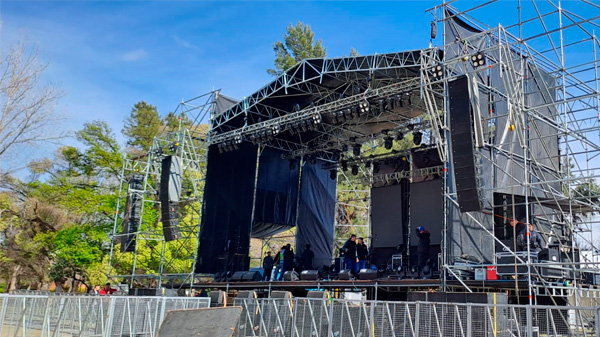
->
[338,269,353,280]
[300,270,320,281]
[358,269,378,280]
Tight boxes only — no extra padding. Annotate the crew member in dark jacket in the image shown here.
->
[517,223,544,252]
[301,244,315,270]
[283,244,295,272]
[342,235,357,272]
[356,238,369,272]
[416,226,431,272]
[262,252,274,281]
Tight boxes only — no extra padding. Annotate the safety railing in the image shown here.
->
[233,297,600,337]
[0,294,210,337]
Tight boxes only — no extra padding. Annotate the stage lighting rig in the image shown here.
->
[329,169,337,180]
[384,137,394,150]
[472,52,486,67]
[358,101,370,115]
[353,143,361,156]
[413,131,423,146]
[429,64,444,79]
[341,160,348,171]
[351,165,359,176]
[373,162,381,174]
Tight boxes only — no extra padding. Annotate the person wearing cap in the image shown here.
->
[415,226,431,273]
[517,223,544,252]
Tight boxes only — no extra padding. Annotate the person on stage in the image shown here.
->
[342,234,358,273]
[262,251,274,281]
[301,244,315,270]
[283,244,295,273]
[415,226,431,274]
[356,237,369,272]
[517,222,544,252]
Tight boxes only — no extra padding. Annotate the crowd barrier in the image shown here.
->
[233,297,600,337]
[0,294,210,337]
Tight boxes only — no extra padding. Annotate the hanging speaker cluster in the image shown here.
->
[121,174,144,253]
[160,156,183,241]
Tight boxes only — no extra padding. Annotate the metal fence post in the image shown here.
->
[466,303,472,337]
[526,305,533,337]
[594,307,600,337]
[415,302,420,337]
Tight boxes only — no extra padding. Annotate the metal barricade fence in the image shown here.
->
[0,294,211,337]
[233,297,600,337]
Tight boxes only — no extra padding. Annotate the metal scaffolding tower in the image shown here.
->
[107,91,218,288]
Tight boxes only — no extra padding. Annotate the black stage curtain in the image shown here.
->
[252,148,300,238]
[296,159,336,270]
[195,143,258,274]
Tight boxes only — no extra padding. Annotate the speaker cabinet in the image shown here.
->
[160,156,182,241]
[229,271,246,282]
[283,271,299,281]
[161,202,181,241]
[449,75,484,212]
[300,270,320,281]
[358,269,378,280]
[121,174,144,253]
[338,269,354,280]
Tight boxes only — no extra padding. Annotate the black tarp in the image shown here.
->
[252,148,300,238]
[195,143,258,274]
[296,159,336,270]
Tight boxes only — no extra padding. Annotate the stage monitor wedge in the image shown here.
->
[449,75,484,212]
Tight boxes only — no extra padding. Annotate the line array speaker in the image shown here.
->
[160,156,182,241]
[121,174,144,253]
[449,75,484,212]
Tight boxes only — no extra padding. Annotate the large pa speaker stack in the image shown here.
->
[160,156,183,241]
[449,75,484,212]
[121,174,144,252]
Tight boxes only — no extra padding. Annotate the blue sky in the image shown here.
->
[0,1,596,163]
[1,1,441,146]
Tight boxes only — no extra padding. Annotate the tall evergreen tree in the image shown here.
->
[122,101,161,151]
[267,22,326,76]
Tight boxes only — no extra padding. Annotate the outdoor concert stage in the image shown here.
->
[109,1,600,307]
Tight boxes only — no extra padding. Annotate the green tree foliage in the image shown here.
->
[122,101,161,151]
[267,22,326,76]
[164,111,193,132]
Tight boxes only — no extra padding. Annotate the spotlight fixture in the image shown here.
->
[429,64,444,79]
[358,101,370,115]
[373,162,381,174]
[309,156,317,165]
[329,169,337,180]
[384,137,394,150]
[396,132,404,141]
[341,160,348,171]
[471,52,486,67]
[341,144,349,152]
[413,131,423,146]
[351,165,359,176]
[353,143,361,156]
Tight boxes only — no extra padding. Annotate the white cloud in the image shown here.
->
[172,35,200,51]
[121,48,147,62]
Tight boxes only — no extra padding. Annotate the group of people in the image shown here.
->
[262,243,315,281]
[90,283,117,295]
[342,235,369,273]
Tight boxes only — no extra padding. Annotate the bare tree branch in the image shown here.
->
[0,40,65,161]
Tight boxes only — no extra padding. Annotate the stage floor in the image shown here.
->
[192,278,532,292]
